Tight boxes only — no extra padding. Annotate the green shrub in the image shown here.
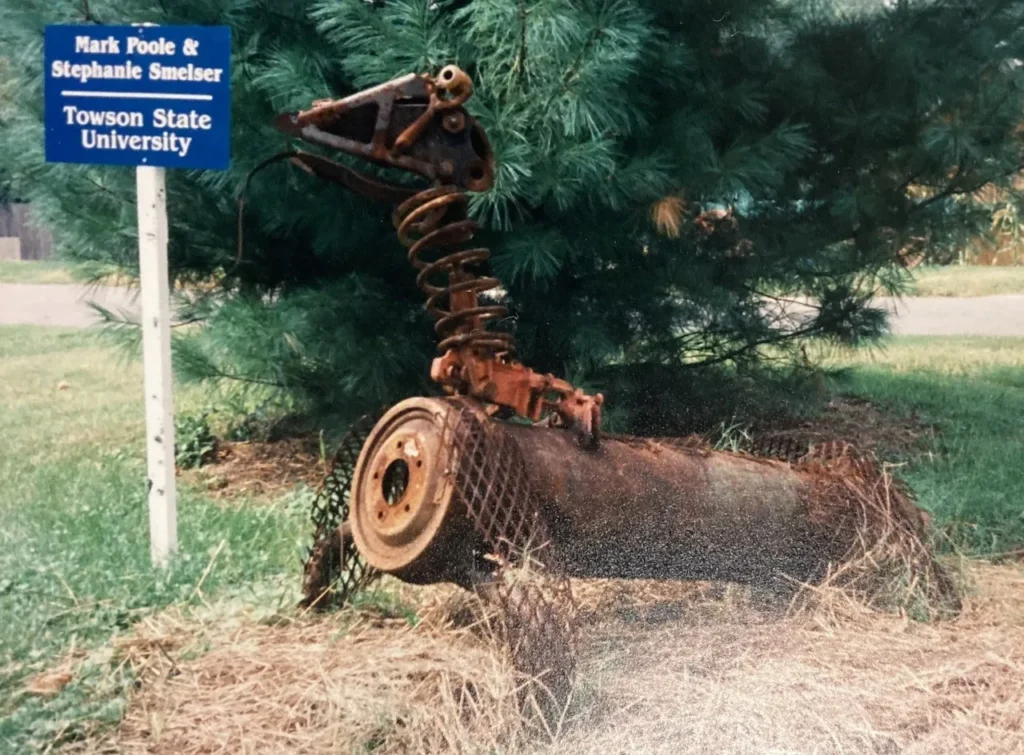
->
[175,411,217,469]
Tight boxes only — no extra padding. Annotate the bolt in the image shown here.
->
[442,111,466,134]
[439,160,455,178]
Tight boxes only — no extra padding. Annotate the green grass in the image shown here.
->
[823,336,1024,555]
[1,325,1021,749]
[909,265,1024,297]
[0,326,308,751]
[0,260,81,284]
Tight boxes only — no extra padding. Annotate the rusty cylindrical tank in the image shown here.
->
[347,397,922,589]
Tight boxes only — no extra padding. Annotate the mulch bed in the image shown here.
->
[748,395,939,462]
[179,436,328,502]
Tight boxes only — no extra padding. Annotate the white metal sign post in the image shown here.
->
[136,166,177,566]
[44,24,231,567]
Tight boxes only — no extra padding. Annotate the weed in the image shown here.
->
[711,418,753,453]
[175,411,217,469]
[349,589,420,626]
[225,410,273,442]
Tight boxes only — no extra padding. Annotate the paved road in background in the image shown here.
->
[2,282,1024,336]
[0,283,140,327]
[877,295,1024,337]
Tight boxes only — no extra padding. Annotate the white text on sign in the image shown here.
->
[60,106,213,157]
[53,34,224,85]
[50,61,225,84]
[73,34,202,56]
[44,24,231,169]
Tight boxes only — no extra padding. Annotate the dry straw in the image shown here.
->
[79,558,1023,755]
[108,589,538,755]
[789,444,964,620]
[546,561,1024,755]
[64,445,1019,755]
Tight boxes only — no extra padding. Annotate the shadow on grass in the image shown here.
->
[830,365,1024,556]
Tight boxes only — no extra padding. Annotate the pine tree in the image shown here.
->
[1,53,21,202]
[2,0,1022,432]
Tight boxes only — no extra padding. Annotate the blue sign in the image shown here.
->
[44,25,231,170]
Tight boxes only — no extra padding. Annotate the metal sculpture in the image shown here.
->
[271,65,603,448]
[251,65,935,714]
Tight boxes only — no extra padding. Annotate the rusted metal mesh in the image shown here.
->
[795,440,923,530]
[791,440,961,614]
[439,401,579,717]
[300,411,384,611]
[301,401,578,714]
[629,431,811,464]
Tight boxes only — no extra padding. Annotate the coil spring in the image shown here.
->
[393,185,516,357]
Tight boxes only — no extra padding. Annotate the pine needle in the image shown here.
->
[651,194,686,238]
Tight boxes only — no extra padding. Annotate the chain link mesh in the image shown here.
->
[301,400,579,716]
[300,410,385,611]
[440,402,579,715]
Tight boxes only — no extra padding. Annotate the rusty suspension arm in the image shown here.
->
[269,65,604,446]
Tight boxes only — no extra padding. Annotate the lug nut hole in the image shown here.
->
[382,459,410,507]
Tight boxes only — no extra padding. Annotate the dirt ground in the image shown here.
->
[179,436,328,502]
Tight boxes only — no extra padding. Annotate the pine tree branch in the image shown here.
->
[676,324,819,369]
[562,25,599,88]
[84,177,129,205]
[744,286,820,312]
[6,0,1020,429]
[192,362,286,389]
[250,1,312,29]
[913,160,1024,212]
[896,169,925,197]
[913,158,968,210]
[514,0,528,82]
[171,316,207,329]
[543,22,602,114]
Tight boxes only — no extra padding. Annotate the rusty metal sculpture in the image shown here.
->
[323,397,935,592]
[272,65,603,448]
[260,65,937,714]
[266,66,589,707]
